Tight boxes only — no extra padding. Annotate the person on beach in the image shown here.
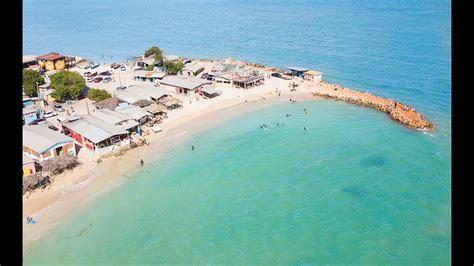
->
[245,100,247,103]
[140,159,144,167]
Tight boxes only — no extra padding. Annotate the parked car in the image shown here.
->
[116,86,127,90]
[53,104,65,112]
[120,66,126,71]
[103,77,112,83]
[113,64,122,69]
[44,110,58,118]
[90,72,98,77]
[94,77,103,83]
[100,71,111,76]
[87,77,95,82]
[83,71,91,77]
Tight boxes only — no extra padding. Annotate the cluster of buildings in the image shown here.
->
[23,52,83,71]
[23,52,323,178]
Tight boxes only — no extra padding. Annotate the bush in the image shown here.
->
[144,46,164,66]
[50,71,86,101]
[23,69,45,97]
[88,88,111,102]
[164,61,184,75]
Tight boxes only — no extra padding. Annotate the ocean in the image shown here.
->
[23,0,451,264]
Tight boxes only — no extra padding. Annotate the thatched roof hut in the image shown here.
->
[132,99,153,108]
[142,103,168,115]
[93,97,124,110]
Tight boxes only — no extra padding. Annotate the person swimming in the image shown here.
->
[303,127,308,131]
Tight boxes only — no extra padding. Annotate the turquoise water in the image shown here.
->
[24,101,450,264]
[23,0,451,264]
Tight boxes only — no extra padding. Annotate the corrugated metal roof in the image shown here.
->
[90,109,131,125]
[201,86,222,95]
[116,84,169,104]
[183,63,204,73]
[63,115,127,143]
[23,125,74,153]
[115,105,150,120]
[160,76,212,90]
[288,66,309,72]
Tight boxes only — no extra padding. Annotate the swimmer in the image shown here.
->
[303,127,308,131]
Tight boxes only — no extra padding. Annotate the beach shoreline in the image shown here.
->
[23,90,314,250]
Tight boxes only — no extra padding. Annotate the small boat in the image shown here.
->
[90,62,100,69]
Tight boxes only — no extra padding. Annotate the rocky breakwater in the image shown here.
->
[310,81,434,130]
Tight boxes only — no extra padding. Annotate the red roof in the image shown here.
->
[36,52,65,61]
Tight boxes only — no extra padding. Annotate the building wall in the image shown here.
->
[213,77,233,88]
[304,74,322,83]
[23,162,36,177]
[23,112,38,125]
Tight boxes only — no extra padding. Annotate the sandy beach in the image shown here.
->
[24,57,432,250]
[23,87,314,249]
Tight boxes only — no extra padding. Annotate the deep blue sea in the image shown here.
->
[23,0,451,264]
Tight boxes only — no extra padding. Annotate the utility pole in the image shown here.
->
[85,98,90,115]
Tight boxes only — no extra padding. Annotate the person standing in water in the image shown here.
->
[192,145,195,150]
[140,159,144,167]
[304,108,308,115]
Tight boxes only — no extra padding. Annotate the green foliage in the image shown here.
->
[87,88,111,102]
[144,64,154,71]
[23,69,45,97]
[144,46,164,66]
[164,61,184,75]
[50,71,86,101]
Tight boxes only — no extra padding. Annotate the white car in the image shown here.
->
[44,110,58,118]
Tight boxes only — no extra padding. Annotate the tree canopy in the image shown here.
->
[144,46,164,67]
[164,61,184,75]
[88,88,112,102]
[23,69,45,97]
[50,71,86,101]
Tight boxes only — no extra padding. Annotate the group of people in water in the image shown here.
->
[260,108,309,131]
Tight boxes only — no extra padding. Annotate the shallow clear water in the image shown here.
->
[23,0,451,264]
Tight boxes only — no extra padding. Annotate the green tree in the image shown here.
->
[50,71,86,101]
[164,61,184,75]
[23,69,45,97]
[87,88,111,102]
[144,64,154,71]
[144,46,164,67]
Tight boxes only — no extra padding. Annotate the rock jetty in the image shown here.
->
[310,81,434,130]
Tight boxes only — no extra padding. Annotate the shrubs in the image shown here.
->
[40,154,80,176]
[50,71,86,101]
[88,88,111,102]
[23,69,45,97]
[164,61,184,75]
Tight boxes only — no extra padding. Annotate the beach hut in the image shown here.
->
[93,97,125,111]
[23,55,38,69]
[61,115,131,154]
[182,63,205,77]
[23,125,76,162]
[304,70,323,83]
[288,67,309,77]
[199,86,222,98]
[23,154,37,177]
[90,109,140,134]
[159,76,212,95]
[36,52,67,71]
